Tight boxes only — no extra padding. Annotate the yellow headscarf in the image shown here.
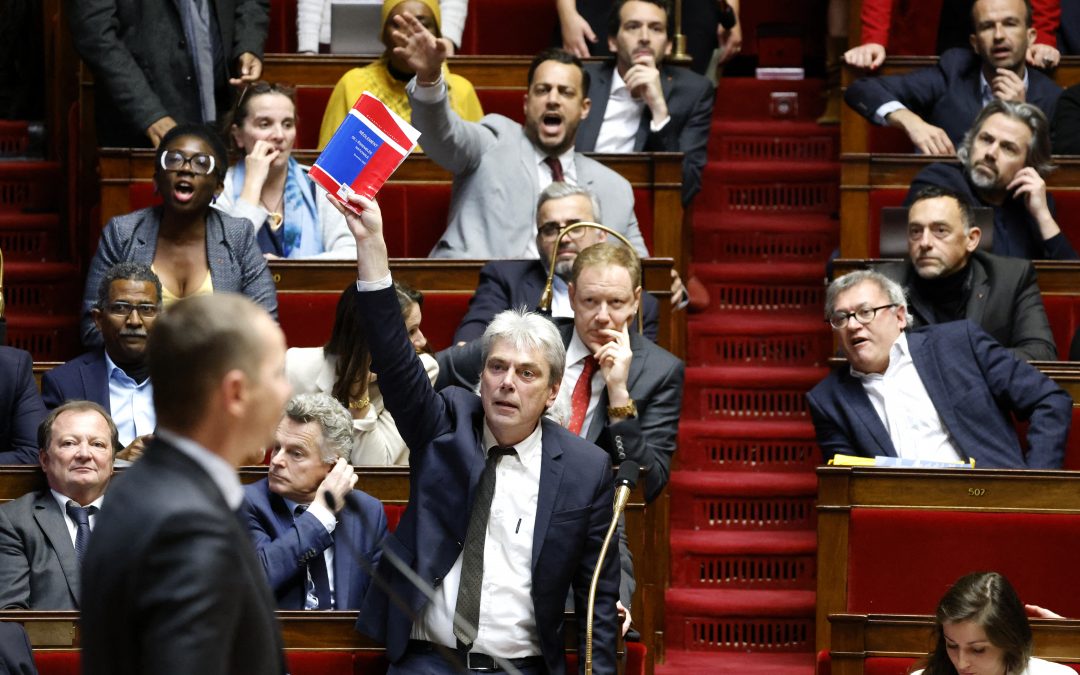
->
[381,0,442,31]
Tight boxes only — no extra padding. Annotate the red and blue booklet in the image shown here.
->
[309,92,421,214]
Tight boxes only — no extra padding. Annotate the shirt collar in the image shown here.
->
[849,332,909,379]
[979,68,1029,104]
[566,329,592,366]
[534,145,576,177]
[51,488,105,512]
[482,417,543,466]
[155,428,246,510]
[103,350,149,387]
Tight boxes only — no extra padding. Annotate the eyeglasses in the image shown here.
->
[537,222,594,240]
[826,304,897,329]
[159,150,216,176]
[106,302,161,319]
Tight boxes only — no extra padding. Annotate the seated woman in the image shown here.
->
[217,81,356,259]
[81,124,276,346]
[913,571,1073,675]
[286,281,437,465]
[316,0,483,150]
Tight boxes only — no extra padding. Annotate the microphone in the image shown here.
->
[584,461,640,675]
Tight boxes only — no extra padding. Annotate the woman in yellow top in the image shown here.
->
[317,0,483,150]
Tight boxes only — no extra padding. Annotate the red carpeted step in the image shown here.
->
[3,262,82,315]
[709,119,838,161]
[0,161,61,212]
[668,471,818,531]
[4,314,81,361]
[664,587,816,652]
[655,650,816,675]
[690,262,827,315]
[669,529,817,590]
[682,365,828,420]
[688,314,832,367]
[677,419,822,471]
[711,78,827,121]
[691,212,838,263]
[0,212,62,261]
[695,160,840,215]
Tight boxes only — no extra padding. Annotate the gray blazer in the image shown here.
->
[81,206,278,347]
[0,491,82,609]
[408,81,645,259]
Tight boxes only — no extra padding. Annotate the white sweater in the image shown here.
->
[296,0,468,54]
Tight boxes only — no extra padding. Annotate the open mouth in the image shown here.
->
[541,113,563,135]
[850,336,869,348]
[173,180,196,203]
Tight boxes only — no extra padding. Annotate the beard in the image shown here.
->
[554,258,574,280]
[967,162,999,191]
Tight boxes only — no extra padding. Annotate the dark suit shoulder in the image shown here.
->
[937,47,982,75]
[971,249,1033,278]
[480,259,546,280]
[661,63,712,93]
[0,490,47,517]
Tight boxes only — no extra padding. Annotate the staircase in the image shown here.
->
[657,78,839,674]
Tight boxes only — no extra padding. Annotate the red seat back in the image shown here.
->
[631,187,656,253]
[1052,191,1080,252]
[296,86,333,150]
[475,90,525,124]
[33,651,80,675]
[1040,295,1080,361]
[458,0,558,55]
[867,127,913,153]
[266,0,298,53]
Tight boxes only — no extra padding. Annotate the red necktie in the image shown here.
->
[544,156,565,183]
[568,356,599,435]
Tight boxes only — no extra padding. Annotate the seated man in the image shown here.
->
[905,100,1077,260]
[0,401,118,609]
[844,0,1061,155]
[0,345,46,464]
[440,242,684,504]
[42,262,161,460]
[393,10,645,259]
[574,0,713,205]
[807,270,1071,468]
[242,392,386,610]
[882,185,1056,360]
[454,182,660,343]
[1051,82,1080,154]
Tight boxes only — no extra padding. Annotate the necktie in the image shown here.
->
[454,446,517,647]
[568,356,599,435]
[65,501,97,564]
[544,156,565,183]
[295,505,333,610]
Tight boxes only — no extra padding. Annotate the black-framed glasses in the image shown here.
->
[826,304,897,329]
[159,150,216,176]
[106,302,161,319]
[537,222,593,240]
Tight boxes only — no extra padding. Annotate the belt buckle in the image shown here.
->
[465,652,498,672]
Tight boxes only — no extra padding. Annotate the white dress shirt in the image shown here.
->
[156,428,246,510]
[411,422,543,659]
[104,351,155,446]
[851,333,964,463]
[283,495,338,608]
[50,490,105,548]
[554,331,605,439]
[594,68,670,153]
[550,275,572,319]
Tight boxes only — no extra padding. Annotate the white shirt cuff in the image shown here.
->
[356,273,393,292]
[874,101,907,125]
[649,115,671,132]
[408,74,446,102]
[304,501,338,533]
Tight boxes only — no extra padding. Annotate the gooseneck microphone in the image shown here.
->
[585,461,640,675]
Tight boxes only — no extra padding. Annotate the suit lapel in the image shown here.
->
[531,421,565,571]
[81,351,111,411]
[32,492,81,605]
[837,373,897,457]
[964,260,989,327]
[332,497,354,609]
[906,330,966,459]
[580,66,611,150]
[518,132,541,199]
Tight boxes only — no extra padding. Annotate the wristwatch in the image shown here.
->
[607,400,637,419]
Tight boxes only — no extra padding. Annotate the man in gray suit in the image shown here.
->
[393,12,645,259]
[0,401,118,609]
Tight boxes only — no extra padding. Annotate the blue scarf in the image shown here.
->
[230,157,323,258]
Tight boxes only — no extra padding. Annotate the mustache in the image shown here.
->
[118,330,147,338]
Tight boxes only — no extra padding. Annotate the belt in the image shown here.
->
[405,640,546,672]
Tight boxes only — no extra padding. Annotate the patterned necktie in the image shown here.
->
[295,504,332,610]
[544,156,565,183]
[568,356,599,435]
[454,446,518,647]
[65,501,97,564]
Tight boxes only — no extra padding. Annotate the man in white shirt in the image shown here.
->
[807,270,1071,468]
[0,400,118,609]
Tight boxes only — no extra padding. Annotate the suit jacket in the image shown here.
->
[0,346,46,465]
[0,621,36,675]
[453,259,661,344]
[879,250,1057,361]
[354,285,620,675]
[845,48,1063,147]
[1052,83,1080,155]
[437,319,684,503]
[0,491,82,609]
[576,62,714,205]
[80,206,278,347]
[40,349,110,411]
[905,162,1079,261]
[241,477,387,610]
[80,439,286,675]
[806,321,1072,469]
[65,0,270,147]
[408,81,645,260]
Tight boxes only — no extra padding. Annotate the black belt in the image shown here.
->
[405,640,545,672]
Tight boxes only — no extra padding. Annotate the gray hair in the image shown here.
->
[481,309,566,388]
[284,393,354,463]
[958,100,1055,177]
[96,262,163,309]
[825,270,908,318]
[536,181,603,225]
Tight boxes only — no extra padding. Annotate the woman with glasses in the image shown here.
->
[80,124,277,347]
[216,81,356,259]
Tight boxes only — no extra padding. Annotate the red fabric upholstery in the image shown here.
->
[296,86,333,150]
[458,0,558,55]
[625,641,647,675]
[631,188,655,253]
[475,90,526,125]
[867,127,913,154]
[383,503,405,532]
[277,292,339,348]
[128,183,162,212]
[376,184,452,258]
[817,649,832,675]
[33,651,80,675]
[865,657,919,675]
[1041,295,1080,361]
[417,291,471,352]
[867,188,907,258]
[287,651,357,675]
[1052,191,1080,251]
[847,509,1080,616]
[266,0,298,53]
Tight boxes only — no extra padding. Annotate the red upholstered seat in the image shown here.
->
[32,651,80,675]
[128,182,162,212]
[458,0,558,55]
[266,0,298,53]
[475,90,526,125]
[1040,295,1080,361]
[865,656,920,674]
[1052,191,1080,253]
[867,127,913,154]
[631,188,655,253]
[383,503,405,532]
[287,650,357,675]
[376,184,452,258]
[296,86,333,150]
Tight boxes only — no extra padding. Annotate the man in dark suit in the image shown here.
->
[42,262,161,460]
[881,185,1056,360]
[0,346,46,464]
[845,0,1061,154]
[335,192,620,674]
[455,182,660,344]
[807,270,1071,468]
[0,401,118,609]
[574,0,713,205]
[81,294,290,675]
[242,392,387,611]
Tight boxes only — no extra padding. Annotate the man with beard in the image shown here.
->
[904,100,1077,260]
[392,11,644,260]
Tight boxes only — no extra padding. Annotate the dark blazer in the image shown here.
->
[80,206,278,347]
[0,346,46,465]
[879,250,1057,361]
[241,477,387,611]
[1052,83,1080,155]
[905,162,1079,261]
[453,259,661,344]
[80,439,286,675]
[576,61,714,204]
[845,48,1063,147]
[806,321,1072,469]
[354,285,620,675]
[65,0,270,147]
[438,318,684,503]
[0,491,82,609]
[0,621,36,675]
[40,349,110,411]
